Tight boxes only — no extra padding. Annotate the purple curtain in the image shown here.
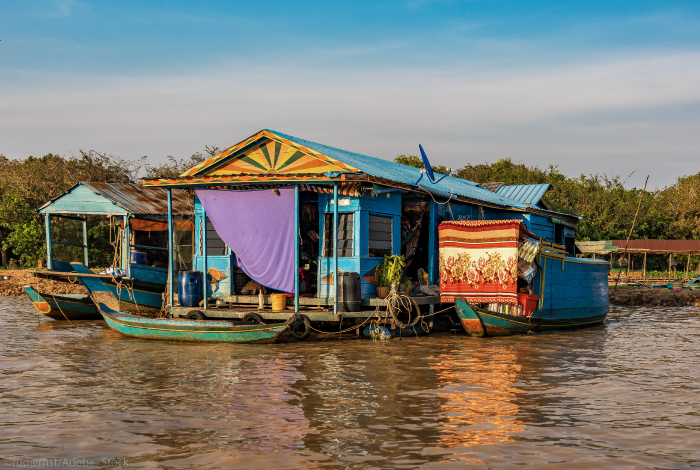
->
[195,188,295,293]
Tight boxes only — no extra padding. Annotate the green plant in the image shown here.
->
[376,255,405,287]
[402,276,414,290]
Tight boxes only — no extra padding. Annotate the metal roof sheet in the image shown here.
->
[495,184,552,206]
[610,239,700,253]
[39,182,192,216]
[267,130,528,209]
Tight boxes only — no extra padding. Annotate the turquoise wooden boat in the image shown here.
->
[455,255,610,337]
[97,303,304,343]
[23,285,101,321]
[40,260,164,312]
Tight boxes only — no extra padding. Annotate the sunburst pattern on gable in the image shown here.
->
[180,130,358,177]
[208,139,356,175]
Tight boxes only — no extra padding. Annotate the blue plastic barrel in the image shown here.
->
[130,250,147,265]
[178,270,203,307]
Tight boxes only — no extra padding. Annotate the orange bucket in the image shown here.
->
[270,293,287,311]
[517,293,539,316]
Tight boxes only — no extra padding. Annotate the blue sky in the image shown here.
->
[1,0,699,188]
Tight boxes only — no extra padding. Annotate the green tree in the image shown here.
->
[144,145,220,178]
[0,151,139,267]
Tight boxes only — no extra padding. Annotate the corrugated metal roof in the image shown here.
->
[481,182,504,193]
[610,239,700,253]
[267,130,528,209]
[40,182,192,216]
[496,184,552,207]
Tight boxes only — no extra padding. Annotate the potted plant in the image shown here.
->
[401,276,414,295]
[375,255,405,298]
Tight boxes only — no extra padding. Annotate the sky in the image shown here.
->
[1,0,699,189]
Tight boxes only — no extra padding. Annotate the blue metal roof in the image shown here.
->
[267,130,527,209]
[496,184,552,207]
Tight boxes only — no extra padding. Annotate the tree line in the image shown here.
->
[0,149,696,270]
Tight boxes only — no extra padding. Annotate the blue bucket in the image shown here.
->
[178,271,203,307]
[130,250,147,265]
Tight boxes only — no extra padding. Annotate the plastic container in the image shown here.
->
[338,272,361,312]
[270,293,287,311]
[517,293,539,316]
[178,270,203,307]
[130,250,147,265]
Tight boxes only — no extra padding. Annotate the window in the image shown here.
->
[323,213,353,257]
[368,214,392,257]
[206,218,227,256]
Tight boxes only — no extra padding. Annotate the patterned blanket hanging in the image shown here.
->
[439,220,524,304]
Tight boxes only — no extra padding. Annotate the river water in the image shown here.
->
[1,297,699,469]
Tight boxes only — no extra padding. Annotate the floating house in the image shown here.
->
[142,129,582,320]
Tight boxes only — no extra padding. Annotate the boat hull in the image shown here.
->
[455,298,607,337]
[97,303,299,343]
[23,286,101,320]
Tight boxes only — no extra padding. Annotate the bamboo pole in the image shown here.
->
[643,252,647,278]
[685,254,690,278]
[614,175,649,290]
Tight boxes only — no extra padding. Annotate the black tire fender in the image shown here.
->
[242,312,265,324]
[186,310,207,320]
[290,314,311,341]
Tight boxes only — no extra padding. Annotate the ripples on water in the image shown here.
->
[1,297,699,469]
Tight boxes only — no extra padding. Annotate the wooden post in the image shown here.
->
[333,183,338,316]
[685,254,690,278]
[643,252,647,278]
[167,189,174,308]
[202,211,208,311]
[44,214,53,271]
[668,253,672,280]
[626,252,630,276]
[123,217,131,278]
[294,184,299,313]
[82,216,89,267]
[428,199,438,285]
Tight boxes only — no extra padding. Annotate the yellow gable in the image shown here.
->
[200,137,358,176]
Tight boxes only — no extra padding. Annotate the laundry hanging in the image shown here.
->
[195,188,295,293]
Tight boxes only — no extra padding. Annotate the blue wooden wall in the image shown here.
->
[524,213,555,242]
[192,196,234,298]
[317,191,401,299]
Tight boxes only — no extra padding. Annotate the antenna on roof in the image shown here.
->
[415,145,451,185]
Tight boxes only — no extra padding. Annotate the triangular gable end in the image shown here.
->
[181,130,359,177]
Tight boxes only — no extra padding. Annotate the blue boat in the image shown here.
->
[23,285,101,321]
[445,227,610,336]
[97,303,303,343]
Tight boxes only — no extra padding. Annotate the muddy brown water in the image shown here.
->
[1,297,699,469]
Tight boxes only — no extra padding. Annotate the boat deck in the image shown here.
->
[171,295,441,322]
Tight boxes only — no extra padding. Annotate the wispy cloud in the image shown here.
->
[1,51,699,188]
[37,0,82,18]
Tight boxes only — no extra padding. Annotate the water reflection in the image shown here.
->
[2,298,700,468]
[429,342,527,447]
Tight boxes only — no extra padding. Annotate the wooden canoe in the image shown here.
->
[96,303,305,343]
[23,285,101,320]
[454,298,608,337]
